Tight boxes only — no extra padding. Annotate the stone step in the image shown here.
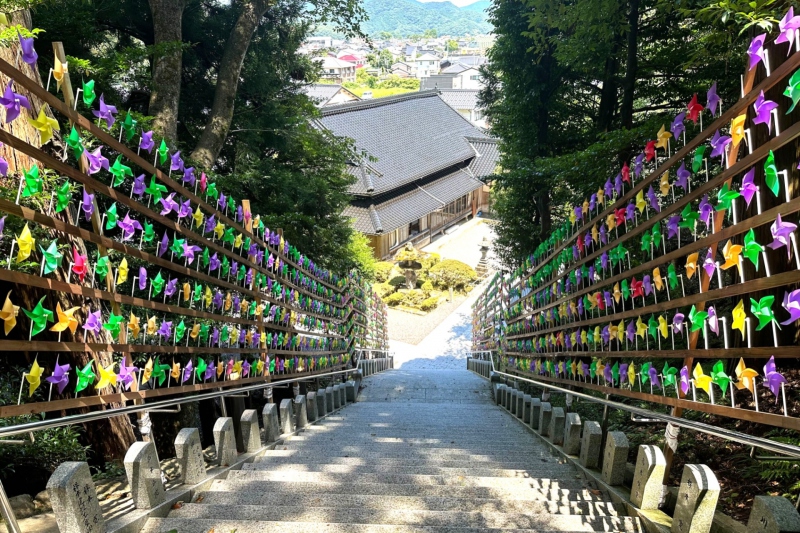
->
[254,454,562,468]
[195,490,624,515]
[240,461,577,478]
[275,442,552,453]
[160,504,641,531]
[286,435,535,445]
[259,448,559,462]
[224,469,593,490]
[141,518,638,533]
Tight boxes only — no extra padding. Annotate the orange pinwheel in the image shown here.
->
[685,252,699,279]
[720,240,743,276]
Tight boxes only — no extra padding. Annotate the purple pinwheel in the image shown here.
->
[626,201,636,222]
[604,364,613,384]
[252,332,261,348]
[117,362,137,391]
[707,305,719,335]
[626,320,636,342]
[672,313,685,335]
[699,195,713,225]
[177,199,192,220]
[748,33,767,70]
[0,152,7,176]
[577,298,584,317]
[0,80,30,123]
[232,295,241,312]
[81,188,95,221]
[709,130,731,160]
[679,366,690,395]
[643,275,652,296]
[238,329,246,345]
[118,213,142,241]
[581,362,590,378]
[589,193,597,212]
[46,357,71,394]
[703,248,717,278]
[671,111,686,139]
[92,95,117,128]
[132,174,146,196]
[212,291,223,310]
[231,261,239,275]
[211,327,219,346]
[183,167,195,186]
[588,265,596,282]
[768,213,797,257]
[182,360,193,384]
[157,320,172,338]
[573,206,582,223]
[246,269,253,286]
[0,216,6,238]
[763,356,787,397]
[164,278,178,297]
[782,289,800,325]
[647,185,660,213]
[84,147,109,175]
[204,214,216,234]
[705,84,722,121]
[604,178,613,199]
[236,205,243,223]
[601,326,610,345]
[209,253,220,272]
[575,268,582,286]
[600,251,609,270]
[203,360,215,380]
[182,242,202,264]
[138,267,147,291]
[753,91,779,133]
[583,232,592,248]
[157,231,169,258]
[170,151,184,172]
[139,131,154,153]
[676,162,690,191]
[248,243,259,257]
[740,167,757,207]
[18,32,37,64]
[256,249,264,264]
[242,360,251,378]
[599,225,607,245]
[634,153,645,178]
[667,215,680,239]
[776,7,800,54]
[648,366,661,389]
[218,193,227,211]
[620,363,629,384]
[83,309,102,335]
[159,193,179,216]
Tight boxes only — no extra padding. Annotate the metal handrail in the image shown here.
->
[492,369,800,459]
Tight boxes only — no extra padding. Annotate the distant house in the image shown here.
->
[440,55,487,70]
[421,65,483,91]
[302,84,360,108]
[437,89,485,128]
[390,62,415,78]
[413,53,441,79]
[315,91,500,259]
[420,75,455,90]
[317,56,357,84]
[338,54,366,67]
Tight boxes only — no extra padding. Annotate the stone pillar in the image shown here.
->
[46,462,104,533]
[325,386,335,410]
[317,388,327,416]
[671,464,720,533]
[530,398,542,430]
[580,420,602,469]
[601,431,629,486]
[262,403,281,442]
[174,428,206,484]
[332,385,342,409]
[516,392,524,420]
[307,391,318,422]
[631,445,666,510]
[339,383,347,406]
[213,417,237,467]
[548,407,565,445]
[538,402,552,436]
[563,413,582,455]
[505,387,514,410]
[294,395,309,428]
[746,495,800,533]
[495,384,505,406]
[279,399,295,435]
[240,409,262,453]
[124,442,166,509]
[346,381,356,403]
[522,394,532,424]
[509,389,518,415]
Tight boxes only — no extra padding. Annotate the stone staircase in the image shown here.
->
[141,368,641,533]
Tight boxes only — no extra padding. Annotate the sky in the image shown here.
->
[415,0,484,7]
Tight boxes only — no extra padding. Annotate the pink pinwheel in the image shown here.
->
[226,359,234,376]
[753,91,779,133]
[699,194,713,225]
[18,32,37,65]
[92,95,118,129]
[83,309,102,335]
[46,357,71,394]
[159,193,179,216]
[673,312,685,335]
[117,362,137,391]
[181,360,193,384]
[644,140,656,161]
[84,147,109,175]
[763,356,787,397]
[170,151,184,172]
[0,80,30,123]
[748,33,767,70]
[679,366,690,395]
[676,162,689,191]
[671,111,686,139]
[709,129,731,160]
[740,167,757,207]
[703,248,716,278]
[623,160,632,182]
[707,306,719,335]
[118,213,142,241]
[81,188,95,221]
[139,131,154,152]
[781,289,800,325]
[72,248,88,282]
[775,7,800,54]
[182,242,202,264]
[132,174,146,196]
[157,320,172,338]
[200,172,207,193]
[767,213,797,258]
[138,267,147,291]
[707,82,720,117]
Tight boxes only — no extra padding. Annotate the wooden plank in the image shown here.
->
[502,345,800,359]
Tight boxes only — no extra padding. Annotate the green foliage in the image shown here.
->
[429,259,477,291]
[372,282,395,298]
[388,275,407,287]
[404,289,426,307]
[421,280,434,293]
[374,262,395,282]
[420,296,439,311]
[446,39,459,52]
[357,0,490,37]
[343,231,377,280]
[384,292,406,306]
[367,48,395,71]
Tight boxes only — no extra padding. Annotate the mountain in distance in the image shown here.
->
[357,0,491,37]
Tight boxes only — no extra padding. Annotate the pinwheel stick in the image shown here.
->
[678,274,686,298]
[779,170,791,203]
[703,322,709,349]
[791,234,800,270]
[762,251,772,277]
[745,129,754,155]
[730,382,736,409]
[771,108,781,137]
[781,382,788,415]
[771,321,780,348]
[16,372,28,405]
[46,190,55,216]
[756,186,763,215]
[73,88,82,110]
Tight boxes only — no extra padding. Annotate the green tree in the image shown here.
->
[446,39,459,52]
[429,259,476,301]
[423,28,438,38]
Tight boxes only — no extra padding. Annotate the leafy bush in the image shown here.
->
[388,275,407,287]
[421,281,434,293]
[372,282,394,298]
[374,262,395,282]
[429,259,477,300]
[404,289,426,307]
[384,292,405,306]
[420,296,439,311]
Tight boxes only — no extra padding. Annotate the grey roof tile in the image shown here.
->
[438,89,480,110]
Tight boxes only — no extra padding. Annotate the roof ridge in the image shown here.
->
[320,90,441,116]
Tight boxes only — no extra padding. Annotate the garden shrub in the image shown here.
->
[421,281,434,293]
[374,262,395,282]
[385,292,405,306]
[420,296,439,311]
[404,289,426,307]
[429,259,477,300]
[372,282,394,298]
[388,275,407,287]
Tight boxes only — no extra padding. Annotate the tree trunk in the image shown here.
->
[148,0,186,140]
[620,0,639,129]
[190,0,271,169]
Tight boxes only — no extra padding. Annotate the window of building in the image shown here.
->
[470,75,481,81]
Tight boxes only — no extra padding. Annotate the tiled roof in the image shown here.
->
[438,89,480,110]
[301,84,357,107]
[317,90,490,196]
[344,167,484,234]
[466,137,500,179]
[441,63,472,74]
[420,75,454,90]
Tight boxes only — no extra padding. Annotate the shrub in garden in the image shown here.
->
[374,262,395,282]
[420,296,439,311]
[429,259,477,301]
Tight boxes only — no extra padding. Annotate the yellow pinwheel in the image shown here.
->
[613,283,622,303]
[28,106,60,145]
[596,360,605,378]
[233,233,243,248]
[659,172,671,196]
[606,213,616,231]
[569,210,577,225]
[95,361,118,390]
[591,224,599,243]
[655,124,672,151]
[190,323,200,339]
[214,222,225,239]
[170,361,180,380]
[617,320,625,342]
[192,206,204,228]
[0,291,20,335]
[232,360,243,378]
[116,258,129,285]
[26,358,44,396]
[570,360,577,376]
[141,357,153,384]
[53,56,66,92]
[609,323,618,341]
[16,223,35,263]
[720,240,743,276]
[580,329,587,345]
[636,316,647,339]
[731,115,746,146]
[658,315,668,338]
[693,363,713,395]
[597,188,605,205]
[225,292,232,311]
[635,190,647,213]
[685,252,699,280]
[731,299,746,339]
[653,268,664,291]
[203,286,212,307]
[734,358,758,394]
[146,315,157,335]
[627,362,636,386]
[593,326,601,344]
[50,303,80,333]
[128,312,141,338]
[582,199,589,217]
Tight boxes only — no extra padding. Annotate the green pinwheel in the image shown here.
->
[95,255,110,278]
[221,256,231,277]
[227,195,236,214]
[103,311,125,341]
[269,358,276,373]
[589,360,597,379]
[784,68,800,113]
[55,182,71,213]
[222,227,235,245]
[662,362,678,388]
[195,357,208,380]
[206,182,219,202]
[22,296,54,336]
[750,295,779,331]
[201,247,210,268]
[640,229,651,253]
[678,203,699,230]
[764,150,780,197]
[249,300,257,316]
[621,279,630,300]
[743,229,764,271]
[82,79,96,107]
[151,271,165,296]
[652,222,662,247]
[39,240,62,275]
[667,263,678,290]
[611,361,620,385]
[122,111,137,142]
[105,202,118,230]
[109,156,132,187]
[199,324,210,344]
[220,326,230,343]
[175,320,187,343]
[66,126,84,160]
[75,361,95,393]
[710,360,731,396]
[692,145,706,173]
[142,222,155,243]
[169,237,185,256]
[715,182,741,211]
[640,362,652,384]
[157,139,169,166]
[587,328,595,345]
[21,164,42,198]
[648,315,659,340]
[193,283,202,302]
[144,175,168,203]
[688,305,708,333]
[237,264,246,281]
[151,357,171,386]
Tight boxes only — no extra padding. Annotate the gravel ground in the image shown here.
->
[387,295,468,345]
